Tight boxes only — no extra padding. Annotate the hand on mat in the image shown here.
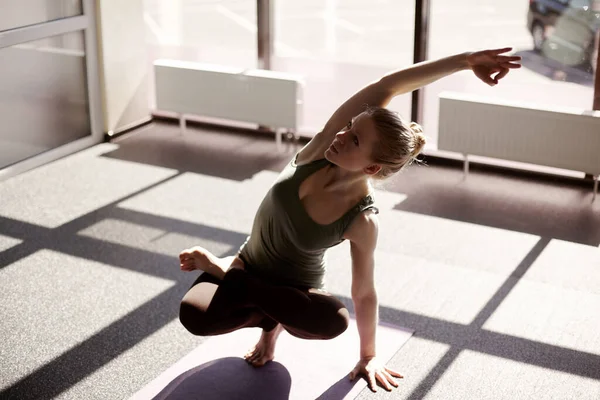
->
[466,47,521,86]
[349,356,403,392]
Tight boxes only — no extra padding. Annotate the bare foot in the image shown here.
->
[244,324,284,367]
[179,246,244,279]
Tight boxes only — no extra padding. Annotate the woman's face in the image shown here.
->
[324,113,381,175]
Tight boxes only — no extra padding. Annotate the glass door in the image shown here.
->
[0,0,103,179]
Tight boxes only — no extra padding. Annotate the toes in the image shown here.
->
[244,350,270,367]
[179,260,194,270]
[244,348,257,361]
[244,348,266,366]
[246,355,258,364]
[252,358,268,367]
[249,351,260,363]
[192,248,208,259]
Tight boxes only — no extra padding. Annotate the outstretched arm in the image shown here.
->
[321,47,521,137]
[348,213,378,361]
[299,47,520,163]
[344,211,403,392]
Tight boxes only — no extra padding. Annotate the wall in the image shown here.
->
[96,0,150,134]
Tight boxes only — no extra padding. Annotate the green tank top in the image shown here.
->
[238,154,377,289]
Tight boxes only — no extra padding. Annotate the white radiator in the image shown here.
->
[438,91,600,200]
[154,59,304,132]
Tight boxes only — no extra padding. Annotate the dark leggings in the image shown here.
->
[179,268,349,340]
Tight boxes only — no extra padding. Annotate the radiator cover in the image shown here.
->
[154,59,304,131]
[438,92,600,176]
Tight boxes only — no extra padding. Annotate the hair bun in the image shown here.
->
[409,121,424,135]
[409,122,426,157]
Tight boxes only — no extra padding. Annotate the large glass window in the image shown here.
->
[142,0,598,144]
[0,1,83,32]
[0,31,90,169]
[424,0,597,148]
[143,0,257,68]
[273,0,415,135]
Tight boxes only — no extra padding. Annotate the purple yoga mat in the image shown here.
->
[131,320,413,400]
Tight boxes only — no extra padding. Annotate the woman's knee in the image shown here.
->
[318,307,350,339]
[179,300,212,336]
[307,292,350,339]
[331,307,350,337]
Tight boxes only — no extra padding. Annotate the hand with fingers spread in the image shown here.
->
[466,47,521,86]
[349,356,403,393]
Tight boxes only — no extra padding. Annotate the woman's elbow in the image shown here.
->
[351,288,378,305]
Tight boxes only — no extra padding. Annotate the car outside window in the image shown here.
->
[569,0,591,8]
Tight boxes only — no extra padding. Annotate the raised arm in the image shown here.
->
[323,47,520,136]
[298,48,520,162]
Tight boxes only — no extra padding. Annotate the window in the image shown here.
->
[143,0,257,68]
[272,1,414,135]
[424,0,595,149]
[0,31,90,169]
[0,1,82,32]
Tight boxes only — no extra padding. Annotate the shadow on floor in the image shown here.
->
[393,179,600,246]
[151,358,292,400]
[150,357,361,400]
[102,122,299,181]
[381,160,600,246]
[0,188,249,399]
[3,122,599,400]
[375,236,600,399]
[315,375,362,400]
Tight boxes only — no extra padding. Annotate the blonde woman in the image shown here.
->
[178,48,520,392]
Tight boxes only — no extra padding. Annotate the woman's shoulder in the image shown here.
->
[342,207,379,247]
[294,130,335,166]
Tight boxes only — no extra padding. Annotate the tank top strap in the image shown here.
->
[338,193,379,236]
[356,193,379,214]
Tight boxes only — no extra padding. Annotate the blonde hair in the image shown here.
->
[365,106,427,180]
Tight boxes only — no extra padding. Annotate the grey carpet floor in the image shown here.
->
[1,121,599,400]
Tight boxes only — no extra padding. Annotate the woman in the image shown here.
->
[178,48,521,392]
